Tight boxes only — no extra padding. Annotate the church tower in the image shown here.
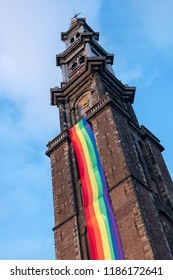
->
[46,18,173,260]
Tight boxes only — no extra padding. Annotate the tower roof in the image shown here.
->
[61,18,99,42]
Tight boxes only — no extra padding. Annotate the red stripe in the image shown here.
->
[85,206,105,260]
[70,127,90,207]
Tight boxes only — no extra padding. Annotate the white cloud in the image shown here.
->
[0,0,102,137]
[0,0,102,259]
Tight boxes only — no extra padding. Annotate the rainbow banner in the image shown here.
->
[69,118,124,260]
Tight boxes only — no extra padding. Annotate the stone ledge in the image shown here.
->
[57,37,81,65]
[52,213,77,231]
[45,129,69,157]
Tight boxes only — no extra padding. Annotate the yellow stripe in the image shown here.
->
[93,201,112,259]
[75,124,112,259]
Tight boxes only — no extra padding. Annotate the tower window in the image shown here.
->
[76,32,80,39]
[79,56,84,64]
[70,37,74,44]
[71,61,77,71]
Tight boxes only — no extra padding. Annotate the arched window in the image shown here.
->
[76,32,80,39]
[79,56,84,64]
[160,212,173,255]
[71,61,77,71]
[70,37,74,44]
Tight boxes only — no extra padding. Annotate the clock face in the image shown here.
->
[81,97,91,115]
[77,92,92,116]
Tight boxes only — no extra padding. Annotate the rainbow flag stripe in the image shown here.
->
[69,118,124,260]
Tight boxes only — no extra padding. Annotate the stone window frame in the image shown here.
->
[69,32,81,45]
[69,52,85,75]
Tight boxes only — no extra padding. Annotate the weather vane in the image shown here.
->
[71,12,81,20]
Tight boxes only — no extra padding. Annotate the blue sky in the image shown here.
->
[0,0,172,259]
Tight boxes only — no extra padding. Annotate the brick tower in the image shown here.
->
[46,18,173,260]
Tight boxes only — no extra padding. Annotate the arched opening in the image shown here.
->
[70,37,74,44]
[79,56,85,64]
[76,32,80,39]
[71,61,77,71]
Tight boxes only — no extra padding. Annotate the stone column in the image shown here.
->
[71,108,76,126]
[106,59,115,76]
[59,102,67,131]
[61,64,68,83]
[93,68,106,99]
[85,41,94,57]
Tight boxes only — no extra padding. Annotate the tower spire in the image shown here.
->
[46,18,173,260]
[71,12,81,20]
[71,12,81,27]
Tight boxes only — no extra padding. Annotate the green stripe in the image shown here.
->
[98,197,115,259]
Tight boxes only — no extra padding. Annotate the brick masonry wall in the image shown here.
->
[160,213,173,255]
[50,139,82,259]
[143,138,173,206]
[110,177,154,259]
[134,179,173,259]
[50,140,76,224]
[54,216,81,260]
[48,90,173,260]
[91,106,129,187]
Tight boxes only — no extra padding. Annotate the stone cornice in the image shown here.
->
[128,121,164,151]
[141,125,164,151]
[52,213,77,231]
[56,34,113,66]
[86,93,131,122]
[57,37,81,65]
[45,129,69,157]
[50,58,135,106]
[50,57,106,105]
[46,93,132,157]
